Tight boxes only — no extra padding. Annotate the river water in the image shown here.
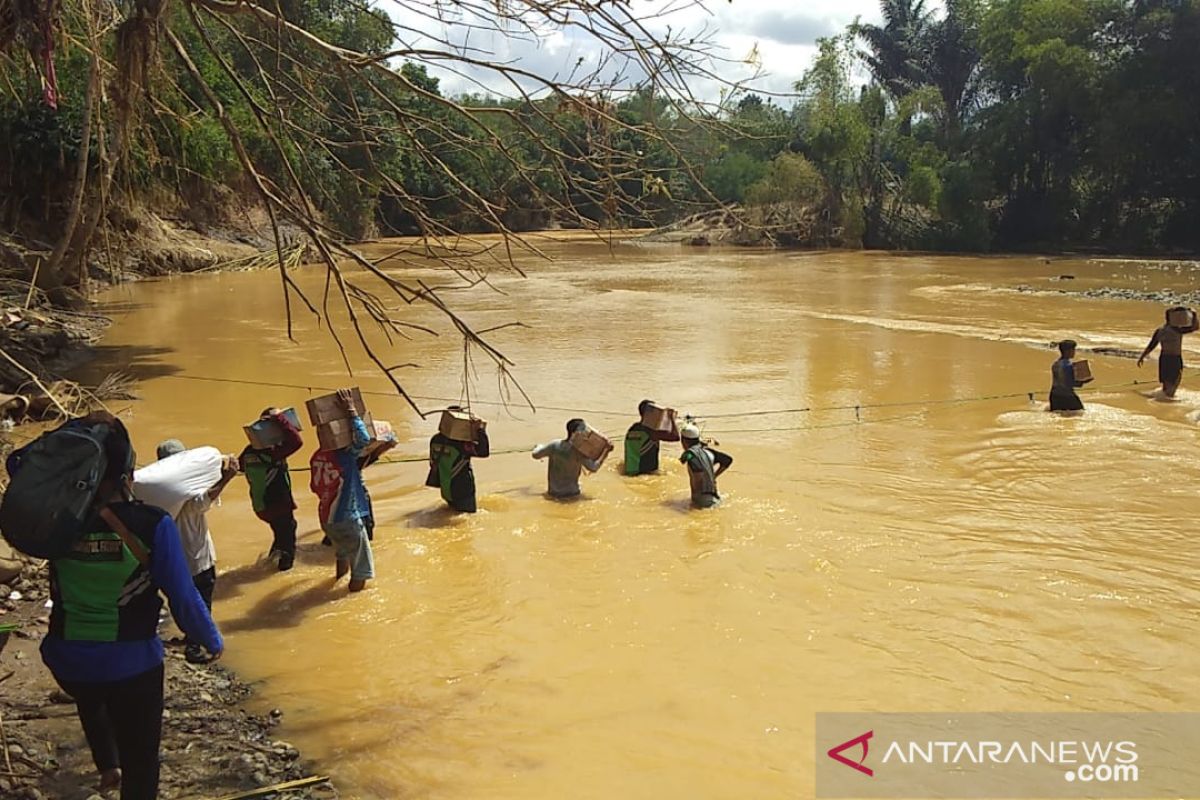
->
[82,239,1200,799]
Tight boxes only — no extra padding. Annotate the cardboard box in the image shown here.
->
[439,409,486,442]
[306,388,366,426]
[569,429,611,461]
[242,407,302,449]
[641,403,676,433]
[1073,360,1092,382]
[316,414,375,451]
[1168,308,1194,328]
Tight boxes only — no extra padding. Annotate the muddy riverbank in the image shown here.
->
[1,556,338,800]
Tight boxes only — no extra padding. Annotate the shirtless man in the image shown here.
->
[1138,307,1200,398]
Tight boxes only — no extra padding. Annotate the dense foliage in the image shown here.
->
[2,0,1198,254]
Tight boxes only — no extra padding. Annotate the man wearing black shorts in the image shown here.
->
[1138,307,1199,398]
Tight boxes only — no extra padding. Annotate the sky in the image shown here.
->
[380,0,913,104]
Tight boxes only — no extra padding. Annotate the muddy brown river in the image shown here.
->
[82,238,1200,799]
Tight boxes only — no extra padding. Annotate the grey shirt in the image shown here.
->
[532,439,602,498]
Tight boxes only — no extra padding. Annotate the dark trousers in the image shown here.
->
[193,567,216,610]
[184,567,216,647]
[268,514,297,556]
[57,664,164,800]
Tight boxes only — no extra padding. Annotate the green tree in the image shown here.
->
[744,153,823,207]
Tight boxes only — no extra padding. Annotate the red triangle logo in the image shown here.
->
[827,730,874,777]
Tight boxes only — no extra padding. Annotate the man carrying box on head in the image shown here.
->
[309,389,375,592]
[532,418,613,499]
[239,408,303,572]
[320,423,396,547]
[1138,306,1199,398]
[624,399,680,476]
[427,406,490,513]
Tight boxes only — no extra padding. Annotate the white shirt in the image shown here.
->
[175,493,217,576]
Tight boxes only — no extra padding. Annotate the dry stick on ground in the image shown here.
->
[0,348,69,416]
[0,709,13,774]
[208,775,332,800]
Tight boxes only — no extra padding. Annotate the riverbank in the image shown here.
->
[0,555,338,800]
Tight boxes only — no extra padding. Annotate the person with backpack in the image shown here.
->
[239,407,303,571]
[1,412,222,800]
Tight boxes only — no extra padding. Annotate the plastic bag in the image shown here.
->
[133,446,222,519]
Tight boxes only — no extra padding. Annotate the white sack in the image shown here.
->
[133,446,223,519]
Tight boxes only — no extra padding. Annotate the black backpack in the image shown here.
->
[0,421,124,559]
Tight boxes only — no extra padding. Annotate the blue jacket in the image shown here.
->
[309,416,372,525]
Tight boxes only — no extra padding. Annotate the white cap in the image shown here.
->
[680,423,701,439]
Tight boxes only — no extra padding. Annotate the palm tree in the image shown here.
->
[854,0,934,102]
[923,0,983,148]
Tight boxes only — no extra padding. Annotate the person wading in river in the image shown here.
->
[321,439,395,547]
[1138,307,1199,398]
[309,390,375,591]
[154,439,238,664]
[1049,340,1091,412]
[532,418,612,499]
[30,413,223,799]
[624,399,680,476]
[238,407,303,571]
[426,406,490,513]
[679,423,733,509]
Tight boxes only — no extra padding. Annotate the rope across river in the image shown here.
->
[150,373,1162,472]
[158,372,1157,421]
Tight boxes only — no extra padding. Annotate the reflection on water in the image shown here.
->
[82,242,1200,799]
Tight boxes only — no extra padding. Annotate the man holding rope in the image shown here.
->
[679,423,733,509]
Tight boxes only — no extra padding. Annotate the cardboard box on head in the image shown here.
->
[316,414,375,451]
[1168,308,1195,328]
[306,388,366,426]
[243,407,302,449]
[439,409,486,442]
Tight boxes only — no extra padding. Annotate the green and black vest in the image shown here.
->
[48,503,162,643]
[624,423,661,475]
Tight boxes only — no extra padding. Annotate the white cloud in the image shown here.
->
[376,0,900,102]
